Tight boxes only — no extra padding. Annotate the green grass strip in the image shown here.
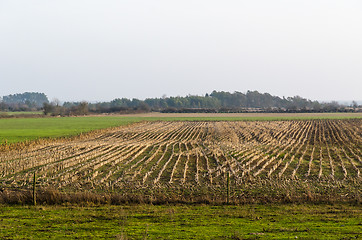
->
[0,204,360,239]
[0,117,144,143]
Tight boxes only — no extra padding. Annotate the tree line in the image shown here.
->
[0,92,48,111]
[0,91,360,116]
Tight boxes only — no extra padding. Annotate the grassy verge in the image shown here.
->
[0,204,360,239]
[1,178,360,205]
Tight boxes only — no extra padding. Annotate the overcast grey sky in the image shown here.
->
[1,0,361,102]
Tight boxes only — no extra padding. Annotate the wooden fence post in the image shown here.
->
[227,171,230,204]
[33,171,36,206]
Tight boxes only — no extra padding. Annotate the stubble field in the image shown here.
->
[1,118,361,204]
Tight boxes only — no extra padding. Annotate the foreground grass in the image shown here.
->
[0,204,360,239]
[1,113,362,143]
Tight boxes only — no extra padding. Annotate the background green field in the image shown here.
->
[0,116,144,143]
[0,111,43,115]
[1,113,362,143]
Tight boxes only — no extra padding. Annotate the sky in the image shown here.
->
[0,0,361,102]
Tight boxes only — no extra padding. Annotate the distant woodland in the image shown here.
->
[0,91,360,116]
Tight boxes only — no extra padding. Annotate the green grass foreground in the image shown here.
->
[1,113,362,143]
[0,204,360,239]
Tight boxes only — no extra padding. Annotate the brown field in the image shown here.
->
[0,119,361,204]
